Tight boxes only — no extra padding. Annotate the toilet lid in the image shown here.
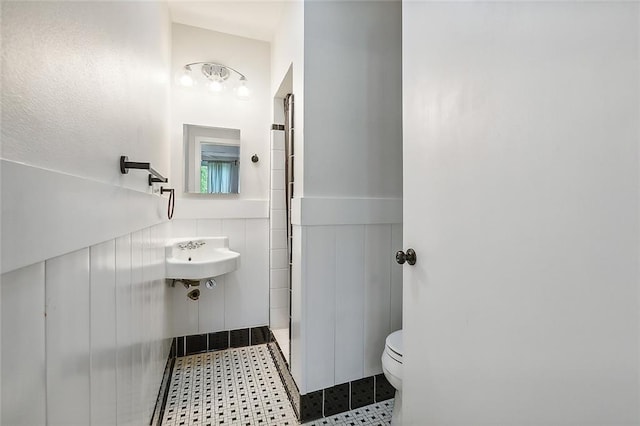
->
[385,330,403,358]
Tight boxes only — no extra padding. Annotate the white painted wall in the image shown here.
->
[303,0,402,200]
[2,223,171,425]
[167,218,269,336]
[1,2,172,424]
[403,2,639,424]
[1,1,171,272]
[170,23,271,217]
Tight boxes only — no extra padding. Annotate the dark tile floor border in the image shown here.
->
[267,336,301,419]
[152,339,177,426]
[298,374,395,422]
[173,325,272,356]
[265,332,394,423]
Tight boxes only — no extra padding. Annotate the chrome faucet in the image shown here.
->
[178,240,205,250]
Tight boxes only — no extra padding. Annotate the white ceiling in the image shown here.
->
[167,1,286,42]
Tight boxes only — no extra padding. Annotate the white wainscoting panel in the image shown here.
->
[90,240,117,425]
[167,218,270,336]
[1,159,164,274]
[196,219,223,236]
[130,230,145,420]
[290,225,305,392]
[335,225,366,384]
[298,222,402,393]
[198,274,226,332]
[305,226,337,392]
[243,219,270,326]
[173,199,269,220]
[1,263,46,425]
[115,234,136,426]
[46,248,91,425]
[390,224,403,333]
[222,219,248,329]
[292,197,402,226]
[363,225,392,377]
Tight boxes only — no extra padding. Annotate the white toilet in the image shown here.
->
[381,329,403,425]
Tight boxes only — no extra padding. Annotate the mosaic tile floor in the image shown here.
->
[301,400,393,426]
[161,344,393,426]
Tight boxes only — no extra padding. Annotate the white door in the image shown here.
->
[402,2,639,425]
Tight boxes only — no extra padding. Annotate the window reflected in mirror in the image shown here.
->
[184,124,240,194]
[200,144,239,193]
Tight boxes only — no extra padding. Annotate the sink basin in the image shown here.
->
[165,237,240,280]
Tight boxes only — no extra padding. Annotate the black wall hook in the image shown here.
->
[251,154,259,163]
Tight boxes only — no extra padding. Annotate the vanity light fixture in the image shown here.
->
[176,61,250,99]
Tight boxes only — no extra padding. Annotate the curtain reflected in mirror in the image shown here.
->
[184,124,241,194]
[200,146,240,193]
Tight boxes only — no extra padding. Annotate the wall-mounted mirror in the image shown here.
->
[184,124,240,194]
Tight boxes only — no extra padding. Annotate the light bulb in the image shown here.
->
[208,80,224,92]
[176,67,194,87]
[236,78,250,99]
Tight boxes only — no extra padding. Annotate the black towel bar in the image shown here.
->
[120,155,168,186]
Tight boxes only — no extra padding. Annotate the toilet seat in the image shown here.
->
[385,330,403,364]
[381,329,403,426]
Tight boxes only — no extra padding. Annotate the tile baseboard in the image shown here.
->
[265,332,393,423]
[299,374,395,422]
[173,325,272,357]
[268,336,301,419]
[151,339,177,426]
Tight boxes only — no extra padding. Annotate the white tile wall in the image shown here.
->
[271,209,287,230]
[271,149,285,170]
[271,229,288,249]
[271,248,289,269]
[271,288,289,309]
[1,263,46,425]
[270,268,289,289]
[270,306,289,329]
[269,129,290,347]
[1,222,172,426]
[271,189,286,209]
[166,218,270,336]
[271,169,286,190]
[272,130,285,150]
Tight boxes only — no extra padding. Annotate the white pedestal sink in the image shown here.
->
[165,237,240,280]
